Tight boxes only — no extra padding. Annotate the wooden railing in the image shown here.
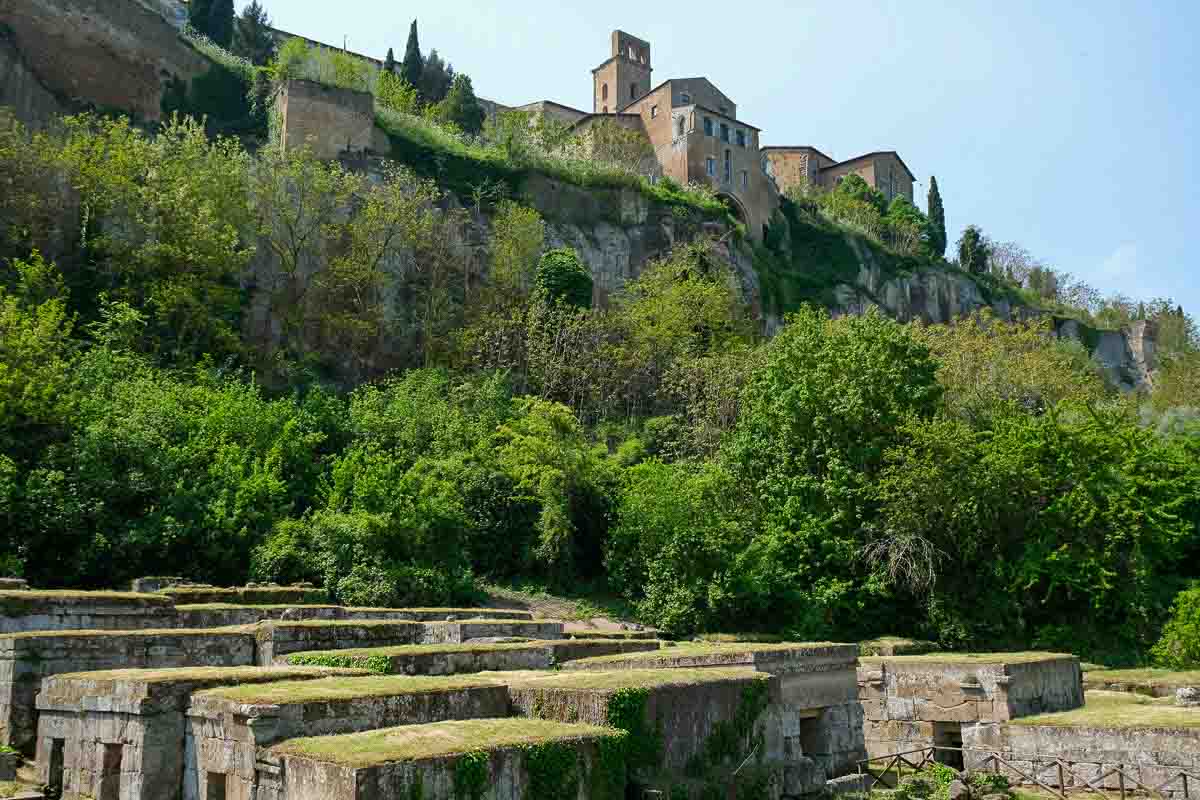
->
[857,746,1198,800]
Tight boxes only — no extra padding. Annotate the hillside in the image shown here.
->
[0,0,1197,669]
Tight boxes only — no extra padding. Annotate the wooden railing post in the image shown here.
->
[1058,761,1065,794]
[1119,766,1126,800]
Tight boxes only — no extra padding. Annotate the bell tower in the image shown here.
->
[592,30,652,113]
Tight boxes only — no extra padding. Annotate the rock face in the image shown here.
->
[0,29,66,130]
[0,0,211,125]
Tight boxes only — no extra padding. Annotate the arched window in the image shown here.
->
[630,82,638,100]
[602,83,608,101]
[676,116,685,137]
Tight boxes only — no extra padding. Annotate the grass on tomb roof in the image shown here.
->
[260,620,420,629]
[196,674,505,704]
[50,666,366,684]
[271,718,621,766]
[511,667,769,691]
[568,641,847,665]
[286,638,658,663]
[347,607,530,614]
[859,651,1075,665]
[0,589,171,603]
[1083,668,1200,687]
[694,633,789,643]
[1011,691,1200,729]
[175,604,341,611]
[4,626,253,640]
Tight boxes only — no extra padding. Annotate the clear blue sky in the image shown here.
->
[246,0,1200,314]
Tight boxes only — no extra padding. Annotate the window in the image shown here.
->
[742,170,749,189]
[650,105,658,119]
[675,116,685,136]
[706,157,716,177]
[724,149,732,182]
[630,82,638,100]
[680,92,691,104]
[602,83,608,101]
[703,117,713,137]
[720,123,730,143]
[629,46,636,59]
[736,130,746,148]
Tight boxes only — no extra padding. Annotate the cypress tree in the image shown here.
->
[188,0,214,34]
[207,0,235,48]
[927,175,947,258]
[383,47,396,75]
[401,20,424,97]
[233,0,276,66]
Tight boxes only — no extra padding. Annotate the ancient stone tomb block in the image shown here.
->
[271,718,626,800]
[35,666,367,800]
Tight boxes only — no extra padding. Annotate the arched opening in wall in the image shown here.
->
[717,192,748,226]
[602,83,609,101]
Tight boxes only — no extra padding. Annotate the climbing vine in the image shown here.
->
[453,750,489,800]
[523,741,579,800]
[589,734,629,800]
[605,688,663,771]
[685,680,771,778]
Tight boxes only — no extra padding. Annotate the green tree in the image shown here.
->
[885,196,928,256]
[232,0,275,66]
[535,249,592,309]
[927,176,946,258]
[383,47,396,75]
[435,74,486,135]
[419,50,455,105]
[1152,586,1200,668]
[188,0,214,35]
[401,20,423,98]
[207,0,235,49]
[957,225,990,275]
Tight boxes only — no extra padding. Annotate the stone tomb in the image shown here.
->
[284,639,662,675]
[270,717,624,800]
[963,691,1200,797]
[0,590,177,634]
[506,667,830,794]
[34,666,367,800]
[0,629,257,752]
[564,642,866,776]
[176,604,533,629]
[185,675,512,800]
[255,620,565,665]
[857,652,1083,761]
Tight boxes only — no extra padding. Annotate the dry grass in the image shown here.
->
[50,666,363,684]
[1083,668,1200,688]
[859,651,1074,665]
[197,675,502,704]
[271,718,619,766]
[1011,691,1200,729]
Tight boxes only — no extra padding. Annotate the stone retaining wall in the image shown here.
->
[964,722,1200,798]
[174,605,535,630]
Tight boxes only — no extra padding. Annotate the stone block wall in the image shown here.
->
[185,682,510,800]
[160,586,328,606]
[857,655,1083,759]
[0,630,255,752]
[273,719,622,800]
[34,667,361,800]
[277,79,389,161]
[964,722,1200,798]
[0,591,178,634]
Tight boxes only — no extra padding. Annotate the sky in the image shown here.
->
[243,0,1200,313]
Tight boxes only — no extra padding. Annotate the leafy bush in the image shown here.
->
[1152,585,1200,668]
[535,248,593,309]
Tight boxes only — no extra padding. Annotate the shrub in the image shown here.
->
[1152,585,1200,668]
[535,249,593,309]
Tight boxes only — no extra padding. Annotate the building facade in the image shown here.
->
[763,147,916,203]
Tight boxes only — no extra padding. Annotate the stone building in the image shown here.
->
[762,147,916,203]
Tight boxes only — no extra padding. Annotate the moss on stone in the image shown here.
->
[0,590,173,613]
[859,637,941,656]
[4,626,254,640]
[568,641,847,667]
[271,718,623,766]
[1011,691,1200,729]
[196,674,504,704]
[50,666,363,684]
[518,668,766,692]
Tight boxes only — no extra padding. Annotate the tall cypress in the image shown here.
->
[233,0,276,65]
[401,20,424,97]
[383,47,396,75]
[188,0,214,34]
[207,0,235,48]
[927,175,947,258]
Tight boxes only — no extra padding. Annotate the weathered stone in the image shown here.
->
[947,779,969,800]
[1176,688,1200,708]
